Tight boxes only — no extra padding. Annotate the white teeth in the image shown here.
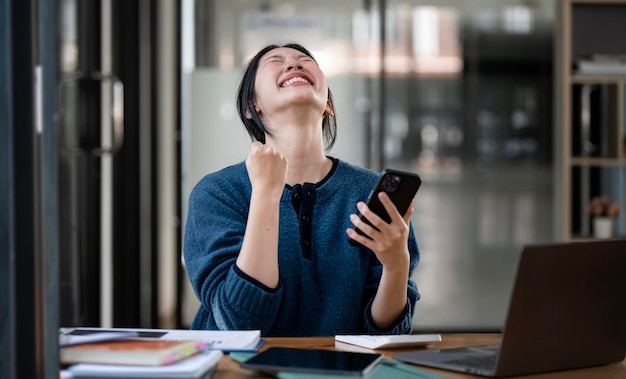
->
[282,77,310,87]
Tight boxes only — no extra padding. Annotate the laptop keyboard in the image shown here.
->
[443,355,497,371]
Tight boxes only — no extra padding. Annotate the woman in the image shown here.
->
[183,43,420,336]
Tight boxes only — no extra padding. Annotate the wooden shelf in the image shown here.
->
[572,75,626,84]
[557,0,626,242]
[571,235,626,242]
[569,157,626,166]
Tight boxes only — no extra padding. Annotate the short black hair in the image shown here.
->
[236,43,337,151]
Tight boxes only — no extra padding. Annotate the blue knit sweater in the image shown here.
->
[183,158,420,336]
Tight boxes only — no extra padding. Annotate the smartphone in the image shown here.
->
[240,347,383,376]
[349,169,422,246]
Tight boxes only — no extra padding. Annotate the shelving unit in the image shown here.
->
[556,0,626,241]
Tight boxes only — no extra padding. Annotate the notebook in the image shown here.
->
[393,239,626,377]
[67,349,223,379]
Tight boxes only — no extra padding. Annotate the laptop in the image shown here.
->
[393,239,626,377]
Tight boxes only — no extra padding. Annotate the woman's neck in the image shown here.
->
[285,153,332,186]
[265,124,331,186]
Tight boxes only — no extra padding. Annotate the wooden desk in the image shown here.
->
[213,334,626,378]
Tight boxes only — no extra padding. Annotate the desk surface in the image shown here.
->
[214,334,626,379]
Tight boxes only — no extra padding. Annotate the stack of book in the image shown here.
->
[59,327,263,378]
[576,55,626,76]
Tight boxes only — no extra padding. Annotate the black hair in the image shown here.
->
[236,43,337,151]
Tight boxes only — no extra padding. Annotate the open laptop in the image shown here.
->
[393,239,626,377]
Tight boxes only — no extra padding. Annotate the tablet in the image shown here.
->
[240,347,383,376]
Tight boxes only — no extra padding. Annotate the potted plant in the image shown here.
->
[586,196,620,238]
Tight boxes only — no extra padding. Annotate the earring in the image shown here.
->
[324,100,334,117]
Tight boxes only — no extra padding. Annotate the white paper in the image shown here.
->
[334,334,442,349]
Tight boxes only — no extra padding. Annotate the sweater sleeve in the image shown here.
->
[183,169,283,334]
[361,222,421,335]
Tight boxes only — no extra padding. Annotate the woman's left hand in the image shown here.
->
[347,193,413,272]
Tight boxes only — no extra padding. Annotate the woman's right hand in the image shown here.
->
[245,141,288,198]
[239,141,286,288]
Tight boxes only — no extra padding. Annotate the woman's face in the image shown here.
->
[253,47,328,119]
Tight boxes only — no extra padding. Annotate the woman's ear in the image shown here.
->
[245,105,262,119]
[323,100,334,117]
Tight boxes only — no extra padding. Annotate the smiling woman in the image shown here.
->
[182,43,421,337]
[237,44,336,148]
[252,49,330,139]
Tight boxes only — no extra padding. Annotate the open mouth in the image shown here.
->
[281,76,311,87]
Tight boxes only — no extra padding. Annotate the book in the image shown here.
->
[576,61,626,76]
[60,339,209,366]
[59,329,139,347]
[576,55,626,76]
[334,334,442,350]
[60,327,262,352]
[67,349,223,379]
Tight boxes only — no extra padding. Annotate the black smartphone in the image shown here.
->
[240,347,383,376]
[349,169,422,246]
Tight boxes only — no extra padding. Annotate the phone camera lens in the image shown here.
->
[382,174,401,192]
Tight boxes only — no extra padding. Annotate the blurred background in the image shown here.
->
[180,0,554,332]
